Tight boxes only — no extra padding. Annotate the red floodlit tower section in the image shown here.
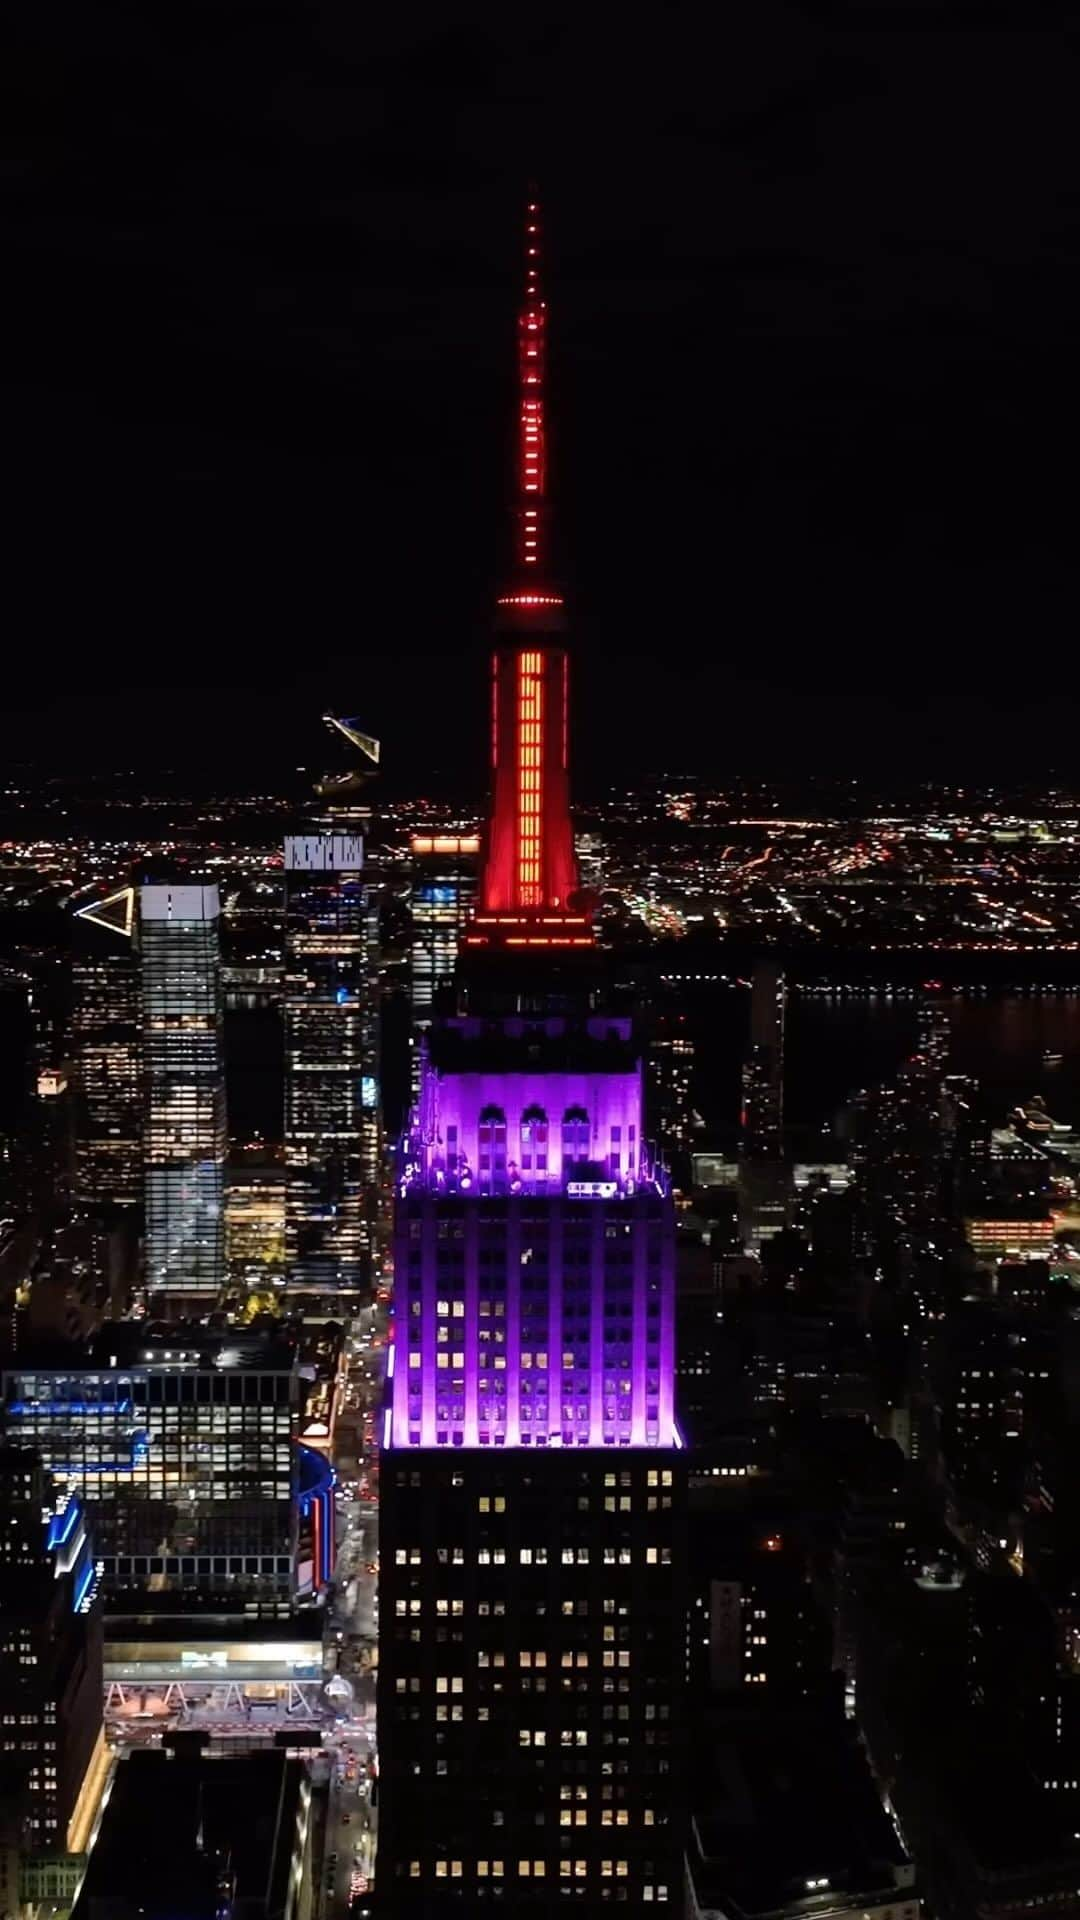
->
[469,198,593,952]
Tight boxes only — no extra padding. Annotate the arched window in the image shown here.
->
[520,1104,549,1178]
[478,1105,507,1183]
[561,1106,590,1171]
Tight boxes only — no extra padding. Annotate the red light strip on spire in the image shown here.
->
[497,592,564,608]
[491,654,499,768]
[518,199,546,571]
[517,650,544,906]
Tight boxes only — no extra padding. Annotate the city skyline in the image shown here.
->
[2,15,1080,1920]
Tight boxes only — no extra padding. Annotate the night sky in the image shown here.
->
[6,3,1078,786]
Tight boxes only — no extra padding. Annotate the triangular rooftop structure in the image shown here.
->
[73,885,135,940]
[322,714,380,766]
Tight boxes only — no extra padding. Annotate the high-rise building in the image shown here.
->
[141,885,227,1301]
[647,1005,697,1167]
[71,887,141,1214]
[737,962,788,1249]
[740,961,785,1160]
[409,834,480,1020]
[0,1445,104,1859]
[283,833,380,1302]
[685,1705,917,1920]
[70,1747,316,1920]
[0,976,37,1235]
[225,1160,287,1292]
[915,999,950,1073]
[2,1323,299,1611]
[376,200,685,1917]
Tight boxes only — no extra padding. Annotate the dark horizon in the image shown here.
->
[7,5,1079,776]
[0,662,1073,793]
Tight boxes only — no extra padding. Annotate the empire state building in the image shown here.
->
[375,201,686,1917]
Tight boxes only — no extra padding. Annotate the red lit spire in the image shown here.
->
[473,195,587,942]
[499,194,565,612]
[516,195,548,577]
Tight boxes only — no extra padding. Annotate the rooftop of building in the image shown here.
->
[964,1201,1056,1222]
[426,1009,639,1074]
[684,1422,779,1484]
[687,1486,805,1568]
[943,1297,1066,1354]
[929,1726,1080,1882]
[1,1318,298,1376]
[688,1705,910,1920]
[102,1611,323,1650]
[840,1434,908,1501]
[70,1747,307,1920]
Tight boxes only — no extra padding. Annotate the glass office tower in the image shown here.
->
[140,886,227,1298]
[284,834,380,1301]
[409,832,480,1102]
[409,834,480,1018]
[2,1327,298,1606]
[71,888,141,1213]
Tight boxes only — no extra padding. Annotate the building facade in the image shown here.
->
[225,1162,287,1291]
[647,1005,697,1167]
[409,834,480,1021]
[378,1012,685,1912]
[0,1446,104,1859]
[140,885,227,1298]
[1,1327,299,1609]
[380,1445,683,1909]
[283,834,380,1300]
[71,888,141,1213]
[740,961,785,1160]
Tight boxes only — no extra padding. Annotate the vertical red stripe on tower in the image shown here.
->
[491,654,500,768]
[517,651,545,907]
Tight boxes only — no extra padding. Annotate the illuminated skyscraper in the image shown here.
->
[741,961,786,1160]
[409,834,481,1019]
[0,1446,103,1860]
[2,1324,301,1609]
[648,1006,697,1167]
[462,195,591,961]
[140,885,227,1300]
[71,888,141,1213]
[283,834,380,1302]
[409,832,480,1103]
[225,1162,287,1290]
[377,201,685,1917]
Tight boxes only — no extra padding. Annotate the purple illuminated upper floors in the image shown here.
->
[402,1011,669,1202]
[387,1184,678,1452]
